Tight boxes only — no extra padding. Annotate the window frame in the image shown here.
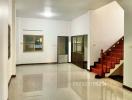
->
[23,35,44,52]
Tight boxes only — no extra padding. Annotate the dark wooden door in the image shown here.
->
[71,36,84,68]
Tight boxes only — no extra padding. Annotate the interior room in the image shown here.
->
[0,0,132,100]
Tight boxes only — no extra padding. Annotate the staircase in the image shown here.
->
[91,36,124,78]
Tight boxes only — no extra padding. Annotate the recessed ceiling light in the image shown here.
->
[39,7,56,18]
[40,11,54,18]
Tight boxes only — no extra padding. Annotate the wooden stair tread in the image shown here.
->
[91,36,124,78]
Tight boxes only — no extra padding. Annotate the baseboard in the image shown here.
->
[8,75,16,100]
[86,69,91,72]
[58,62,71,64]
[90,65,94,71]
[16,62,57,66]
[8,75,16,86]
[90,65,94,67]
[123,85,132,92]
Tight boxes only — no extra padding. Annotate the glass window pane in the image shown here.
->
[23,35,43,52]
[23,44,34,52]
[35,36,43,44]
[73,43,76,52]
[77,44,82,53]
[73,37,76,43]
[77,36,83,43]
[76,36,83,53]
[35,36,43,51]
[24,35,34,43]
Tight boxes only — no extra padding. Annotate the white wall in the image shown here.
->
[0,0,12,99]
[89,1,124,65]
[8,0,16,82]
[117,0,132,89]
[71,12,90,35]
[16,18,71,64]
[71,12,90,69]
[11,0,16,76]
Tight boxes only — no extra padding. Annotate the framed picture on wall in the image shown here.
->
[8,25,11,59]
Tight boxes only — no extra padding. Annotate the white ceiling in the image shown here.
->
[16,0,114,21]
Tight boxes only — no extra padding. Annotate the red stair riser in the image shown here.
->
[91,37,124,76]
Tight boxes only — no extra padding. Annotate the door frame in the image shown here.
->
[57,36,69,63]
[71,35,88,68]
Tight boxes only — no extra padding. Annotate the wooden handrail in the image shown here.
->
[98,36,124,77]
[104,36,124,55]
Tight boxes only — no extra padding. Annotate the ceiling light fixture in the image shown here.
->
[39,7,56,18]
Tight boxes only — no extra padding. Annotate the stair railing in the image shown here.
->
[99,36,124,77]
[104,36,124,55]
[100,49,105,77]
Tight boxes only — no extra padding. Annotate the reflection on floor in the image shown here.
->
[9,63,132,100]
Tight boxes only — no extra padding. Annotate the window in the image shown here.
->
[23,35,43,52]
[72,36,83,54]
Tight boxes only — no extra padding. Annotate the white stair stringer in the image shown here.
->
[105,60,124,77]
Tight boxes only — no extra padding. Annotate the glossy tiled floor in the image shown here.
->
[9,63,132,100]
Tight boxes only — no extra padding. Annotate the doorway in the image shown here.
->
[71,35,87,69]
[57,36,69,63]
